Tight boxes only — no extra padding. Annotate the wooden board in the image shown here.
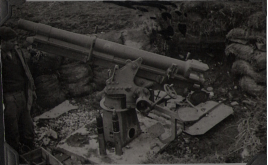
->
[34,100,78,121]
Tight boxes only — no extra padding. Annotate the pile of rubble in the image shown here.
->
[225,11,266,96]
[33,98,98,152]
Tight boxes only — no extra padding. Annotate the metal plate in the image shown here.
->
[146,122,165,139]
[178,101,223,122]
[183,103,233,135]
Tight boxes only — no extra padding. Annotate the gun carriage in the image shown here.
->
[18,19,233,160]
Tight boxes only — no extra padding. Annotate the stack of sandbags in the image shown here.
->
[31,51,66,109]
[35,74,66,109]
[225,12,266,96]
[59,61,94,98]
[31,51,63,77]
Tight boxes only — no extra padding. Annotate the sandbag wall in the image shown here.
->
[59,59,94,98]
[145,1,264,59]
[225,12,266,96]
[31,52,94,109]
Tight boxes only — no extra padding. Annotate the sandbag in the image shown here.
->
[226,28,265,42]
[225,43,254,61]
[64,76,91,89]
[32,52,63,77]
[62,76,93,97]
[239,76,265,96]
[36,90,66,109]
[247,11,266,31]
[35,74,60,95]
[35,74,66,109]
[36,82,61,96]
[59,62,92,83]
[251,50,266,70]
[68,84,93,97]
[232,60,266,83]
[226,44,266,71]
[226,28,248,41]
[93,67,109,91]
[35,74,59,87]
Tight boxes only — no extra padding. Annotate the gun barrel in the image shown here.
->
[18,19,209,82]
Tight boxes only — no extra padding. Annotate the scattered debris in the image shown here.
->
[47,129,58,140]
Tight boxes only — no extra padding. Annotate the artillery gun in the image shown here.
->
[18,19,233,162]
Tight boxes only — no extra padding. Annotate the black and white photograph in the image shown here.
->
[0,0,266,164]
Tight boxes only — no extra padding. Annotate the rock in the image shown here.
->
[209,92,214,99]
[228,92,233,100]
[242,100,256,107]
[219,88,227,94]
[47,129,58,140]
[241,148,249,159]
[193,84,200,89]
[184,138,190,144]
[38,132,47,141]
[179,55,184,59]
[70,99,76,104]
[206,87,213,92]
[231,101,239,106]
[43,137,50,146]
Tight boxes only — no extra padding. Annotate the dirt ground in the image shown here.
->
[4,1,266,164]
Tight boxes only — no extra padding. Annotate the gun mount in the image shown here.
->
[18,19,233,160]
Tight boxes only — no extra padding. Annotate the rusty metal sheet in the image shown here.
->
[183,103,233,135]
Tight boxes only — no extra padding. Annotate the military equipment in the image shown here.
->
[18,19,233,158]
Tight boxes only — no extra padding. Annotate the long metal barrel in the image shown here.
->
[18,19,209,77]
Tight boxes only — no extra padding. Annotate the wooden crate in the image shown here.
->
[21,147,62,165]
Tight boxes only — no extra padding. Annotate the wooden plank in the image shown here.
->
[34,100,78,121]
[21,147,63,165]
